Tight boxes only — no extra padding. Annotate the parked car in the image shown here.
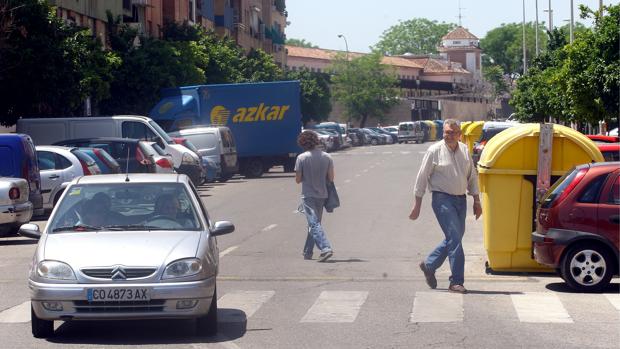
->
[472,121,518,165]
[36,146,97,210]
[0,134,43,216]
[142,141,175,174]
[397,122,424,144]
[348,128,368,146]
[363,128,386,145]
[370,127,397,144]
[596,143,620,162]
[19,173,235,338]
[314,122,346,147]
[314,130,338,152]
[382,126,398,135]
[168,127,239,182]
[532,162,619,292]
[171,137,206,182]
[55,138,159,175]
[0,177,32,236]
[587,135,619,143]
[347,131,361,147]
[608,128,618,137]
[77,148,120,174]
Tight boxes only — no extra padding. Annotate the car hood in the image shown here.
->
[42,230,201,268]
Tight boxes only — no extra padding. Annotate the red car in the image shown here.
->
[586,134,620,143]
[532,162,619,292]
[596,143,620,162]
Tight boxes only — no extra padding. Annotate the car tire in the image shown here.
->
[371,139,378,146]
[560,243,614,292]
[243,158,264,178]
[31,305,54,338]
[196,287,218,336]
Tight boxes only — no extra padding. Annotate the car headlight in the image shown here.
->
[37,261,76,280]
[182,152,199,165]
[162,258,202,280]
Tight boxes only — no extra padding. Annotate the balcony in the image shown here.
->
[214,5,233,30]
[131,0,149,7]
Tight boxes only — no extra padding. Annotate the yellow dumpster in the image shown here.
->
[463,121,484,154]
[459,121,472,142]
[477,123,604,272]
[423,120,437,141]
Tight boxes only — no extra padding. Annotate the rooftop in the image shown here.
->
[441,26,479,40]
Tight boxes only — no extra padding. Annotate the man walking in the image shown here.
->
[295,130,334,262]
[409,119,482,293]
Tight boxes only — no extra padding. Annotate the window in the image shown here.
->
[122,121,158,141]
[55,154,72,170]
[578,174,608,203]
[609,175,620,205]
[38,151,56,171]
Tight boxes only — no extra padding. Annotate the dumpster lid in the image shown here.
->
[464,121,484,136]
[478,123,604,169]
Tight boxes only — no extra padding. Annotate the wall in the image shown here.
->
[440,99,489,121]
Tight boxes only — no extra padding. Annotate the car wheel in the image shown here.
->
[31,305,54,338]
[196,287,218,336]
[561,243,614,292]
[371,139,378,146]
[243,158,264,178]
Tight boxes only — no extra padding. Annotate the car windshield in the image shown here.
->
[540,167,579,208]
[47,182,202,232]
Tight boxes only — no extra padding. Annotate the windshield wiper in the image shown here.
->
[104,224,160,231]
[52,224,102,233]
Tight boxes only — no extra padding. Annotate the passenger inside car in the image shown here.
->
[148,193,193,228]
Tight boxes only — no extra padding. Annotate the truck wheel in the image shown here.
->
[196,286,218,336]
[31,305,54,338]
[244,159,264,178]
[371,139,378,146]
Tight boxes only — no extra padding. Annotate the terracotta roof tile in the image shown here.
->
[441,26,479,40]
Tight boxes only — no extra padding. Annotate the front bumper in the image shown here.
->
[0,201,33,226]
[29,276,216,321]
[177,164,203,184]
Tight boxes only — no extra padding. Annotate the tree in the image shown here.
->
[482,65,509,98]
[242,48,282,82]
[0,0,117,125]
[330,52,400,127]
[284,69,331,125]
[480,22,548,79]
[286,38,318,48]
[375,18,455,55]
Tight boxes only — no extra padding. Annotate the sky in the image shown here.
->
[285,0,616,53]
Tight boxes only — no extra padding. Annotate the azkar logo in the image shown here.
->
[210,103,290,125]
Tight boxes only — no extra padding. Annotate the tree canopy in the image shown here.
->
[374,18,455,55]
[285,38,318,48]
[330,52,400,127]
[284,69,331,125]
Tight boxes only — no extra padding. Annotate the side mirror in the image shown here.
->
[19,223,41,240]
[211,221,234,236]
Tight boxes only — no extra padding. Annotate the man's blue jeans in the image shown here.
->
[425,191,467,285]
[300,197,332,257]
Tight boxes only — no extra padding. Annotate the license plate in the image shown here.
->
[87,288,150,302]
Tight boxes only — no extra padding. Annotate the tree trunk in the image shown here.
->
[360,114,368,128]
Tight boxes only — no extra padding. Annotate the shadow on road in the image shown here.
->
[0,238,38,246]
[47,308,247,345]
[323,258,368,263]
[545,282,620,294]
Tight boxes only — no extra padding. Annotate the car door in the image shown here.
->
[563,172,610,233]
[597,170,619,249]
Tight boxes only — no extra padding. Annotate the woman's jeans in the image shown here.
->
[425,191,467,285]
[300,197,332,256]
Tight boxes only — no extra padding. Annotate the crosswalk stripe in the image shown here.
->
[410,292,463,323]
[0,301,30,323]
[511,292,573,323]
[604,294,620,311]
[301,291,368,323]
[218,291,275,323]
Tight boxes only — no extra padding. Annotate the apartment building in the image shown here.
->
[50,0,123,45]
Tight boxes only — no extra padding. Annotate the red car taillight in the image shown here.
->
[552,168,588,207]
[80,161,93,175]
[156,158,172,168]
[9,187,20,200]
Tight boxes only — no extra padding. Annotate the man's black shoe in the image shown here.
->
[419,261,437,289]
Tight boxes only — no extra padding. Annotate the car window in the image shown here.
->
[55,153,73,170]
[37,151,56,171]
[48,183,202,232]
[122,121,158,142]
[609,174,620,205]
[577,174,608,203]
[541,168,578,208]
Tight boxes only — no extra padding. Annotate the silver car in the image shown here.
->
[19,173,234,338]
[0,177,33,236]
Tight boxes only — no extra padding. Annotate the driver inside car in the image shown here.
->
[149,193,192,228]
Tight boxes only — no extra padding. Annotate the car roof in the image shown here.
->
[482,121,518,129]
[170,127,219,135]
[73,173,187,185]
[576,161,620,170]
[36,145,76,152]
[60,137,141,144]
[596,143,620,151]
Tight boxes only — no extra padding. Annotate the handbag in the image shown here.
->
[324,181,340,213]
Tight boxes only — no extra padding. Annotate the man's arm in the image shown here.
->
[294,156,302,184]
[410,150,433,220]
[327,158,335,182]
[295,171,302,184]
[465,150,482,219]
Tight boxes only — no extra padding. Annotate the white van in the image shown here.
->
[169,126,239,181]
[16,116,200,174]
[398,121,424,143]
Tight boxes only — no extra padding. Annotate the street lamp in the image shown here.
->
[337,34,349,61]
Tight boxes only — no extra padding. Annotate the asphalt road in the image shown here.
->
[0,143,618,349]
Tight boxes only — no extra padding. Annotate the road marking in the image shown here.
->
[301,291,368,323]
[511,292,573,323]
[344,179,351,183]
[260,224,278,232]
[418,151,426,154]
[219,246,238,258]
[400,151,411,155]
[382,152,393,154]
[218,290,275,323]
[410,292,463,323]
[0,301,30,323]
[605,294,620,311]
[363,169,369,173]
[364,152,374,155]
[355,174,361,177]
